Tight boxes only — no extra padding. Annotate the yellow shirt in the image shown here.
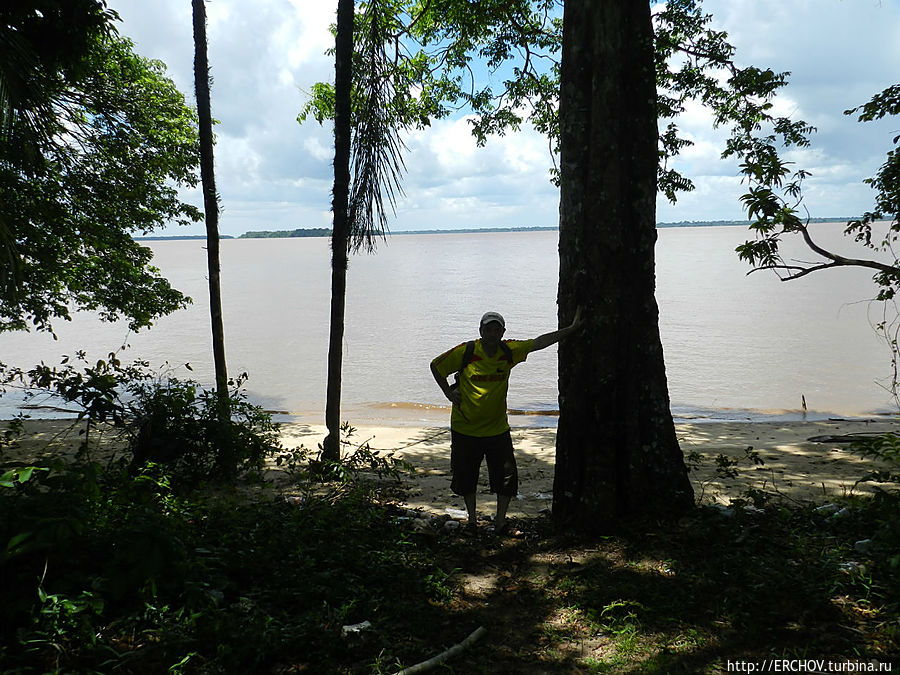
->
[432,339,534,437]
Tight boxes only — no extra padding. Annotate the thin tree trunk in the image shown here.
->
[553,0,693,529]
[192,0,229,441]
[322,0,355,461]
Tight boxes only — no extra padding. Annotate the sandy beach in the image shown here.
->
[4,417,898,520]
[276,418,899,518]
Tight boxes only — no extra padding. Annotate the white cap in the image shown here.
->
[480,311,505,328]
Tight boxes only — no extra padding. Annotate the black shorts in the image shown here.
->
[450,429,518,497]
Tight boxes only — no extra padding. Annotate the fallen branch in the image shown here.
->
[807,433,896,443]
[392,626,487,675]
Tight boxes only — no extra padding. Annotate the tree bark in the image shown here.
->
[553,0,693,529]
[191,0,228,416]
[322,0,355,461]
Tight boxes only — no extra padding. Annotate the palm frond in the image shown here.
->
[347,0,409,253]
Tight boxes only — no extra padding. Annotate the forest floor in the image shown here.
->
[2,417,899,673]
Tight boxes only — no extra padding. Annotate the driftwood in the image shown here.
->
[807,433,897,443]
[392,626,487,675]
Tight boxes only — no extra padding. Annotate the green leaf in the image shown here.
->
[6,531,34,555]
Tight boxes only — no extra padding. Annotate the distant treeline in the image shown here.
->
[397,226,559,235]
[139,218,860,242]
[656,217,856,228]
[136,235,234,240]
[238,226,558,238]
[239,228,332,238]
[236,219,859,239]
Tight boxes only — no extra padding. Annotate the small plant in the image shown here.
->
[424,566,459,603]
[0,413,26,459]
[273,444,316,481]
[687,444,767,504]
[844,433,900,588]
[850,432,900,485]
[713,446,765,481]
[311,422,414,483]
[684,449,703,472]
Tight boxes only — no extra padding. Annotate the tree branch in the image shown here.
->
[749,262,844,281]
[796,224,899,276]
[393,626,487,675]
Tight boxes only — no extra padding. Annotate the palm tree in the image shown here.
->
[322,0,354,461]
[322,0,407,460]
[191,0,229,417]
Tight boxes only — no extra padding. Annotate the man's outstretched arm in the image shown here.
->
[532,307,584,352]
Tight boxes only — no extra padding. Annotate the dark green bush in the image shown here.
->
[2,353,281,488]
[0,458,446,673]
[126,372,279,488]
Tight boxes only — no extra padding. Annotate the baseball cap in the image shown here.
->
[480,311,505,328]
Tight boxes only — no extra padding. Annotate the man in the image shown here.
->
[430,308,582,534]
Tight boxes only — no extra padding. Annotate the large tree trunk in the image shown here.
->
[191,0,228,416]
[553,0,693,529]
[322,0,354,461]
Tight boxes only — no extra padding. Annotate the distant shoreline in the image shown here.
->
[135,217,858,241]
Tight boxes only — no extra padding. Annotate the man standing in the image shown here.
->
[430,309,582,534]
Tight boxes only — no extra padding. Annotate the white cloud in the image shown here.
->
[285,0,335,67]
[106,0,900,236]
[302,135,333,162]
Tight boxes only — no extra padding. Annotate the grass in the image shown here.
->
[1,449,899,673]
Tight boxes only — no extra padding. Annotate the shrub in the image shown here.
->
[1,353,281,488]
[126,372,279,488]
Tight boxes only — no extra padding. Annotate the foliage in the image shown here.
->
[0,353,278,488]
[300,0,818,205]
[273,422,413,512]
[734,82,900,290]
[125,372,278,487]
[0,412,25,456]
[300,0,413,254]
[542,504,898,670]
[851,433,900,486]
[843,85,900,275]
[345,0,410,253]
[0,1,117,159]
[311,421,414,483]
[653,0,815,204]
[0,458,451,673]
[1,8,201,333]
[734,78,900,394]
[735,82,900,295]
[2,427,899,671]
[300,0,562,180]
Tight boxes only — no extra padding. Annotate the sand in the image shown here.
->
[278,418,899,518]
[4,417,898,520]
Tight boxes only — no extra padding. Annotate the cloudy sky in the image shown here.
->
[107,0,900,238]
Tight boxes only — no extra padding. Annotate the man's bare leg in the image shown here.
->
[463,493,477,527]
[495,494,511,531]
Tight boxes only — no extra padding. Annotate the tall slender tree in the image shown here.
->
[322,0,355,461]
[322,0,408,460]
[191,0,228,413]
[553,0,694,528]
